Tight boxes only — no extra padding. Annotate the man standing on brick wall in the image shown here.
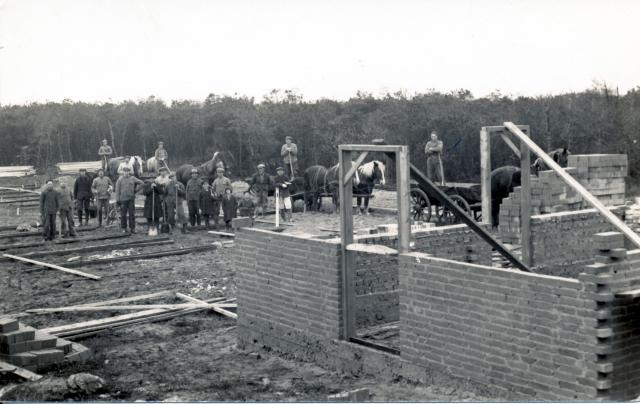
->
[40,180,59,241]
[274,166,293,222]
[424,130,444,185]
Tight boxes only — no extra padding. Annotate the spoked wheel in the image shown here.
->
[436,194,471,225]
[410,188,432,223]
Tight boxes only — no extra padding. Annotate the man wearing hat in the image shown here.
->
[212,167,232,197]
[154,141,169,171]
[280,136,298,178]
[73,168,93,226]
[40,180,59,241]
[274,166,293,222]
[115,166,143,233]
[91,169,113,227]
[154,166,171,186]
[98,139,113,173]
[186,169,203,227]
[249,163,273,217]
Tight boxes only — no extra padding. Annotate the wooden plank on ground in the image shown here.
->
[254,219,294,227]
[3,253,101,280]
[207,230,235,238]
[26,303,222,313]
[64,244,217,267]
[73,290,175,307]
[176,292,238,319]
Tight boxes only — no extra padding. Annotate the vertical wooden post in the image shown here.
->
[275,187,280,228]
[338,148,355,340]
[480,127,491,225]
[396,146,410,253]
[520,126,532,266]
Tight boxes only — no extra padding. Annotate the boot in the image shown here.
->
[205,217,210,229]
[77,211,83,226]
[181,223,187,234]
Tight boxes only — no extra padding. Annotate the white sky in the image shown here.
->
[0,0,639,105]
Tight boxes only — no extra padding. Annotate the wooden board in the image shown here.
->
[3,253,101,280]
[26,303,219,313]
[0,359,42,381]
[64,244,216,267]
[176,292,238,319]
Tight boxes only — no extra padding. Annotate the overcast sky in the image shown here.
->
[0,0,638,105]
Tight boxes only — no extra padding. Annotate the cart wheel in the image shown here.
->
[410,188,431,223]
[437,195,471,225]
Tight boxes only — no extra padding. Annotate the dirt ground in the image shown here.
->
[0,178,511,401]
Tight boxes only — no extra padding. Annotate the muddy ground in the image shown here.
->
[0,178,512,401]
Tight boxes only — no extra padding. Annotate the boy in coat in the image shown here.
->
[221,187,237,231]
[238,191,256,225]
[57,182,77,238]
[200,182,219,230]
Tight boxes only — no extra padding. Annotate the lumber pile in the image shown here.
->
[568,154,627,206]
[38,291,236,339]
[0,166,36,178]
[56,161,102,175]
[0,318,89,373]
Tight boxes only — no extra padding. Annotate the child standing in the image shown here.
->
[238,191,256,226]
[200,183,219,230]
[221,187,238,232]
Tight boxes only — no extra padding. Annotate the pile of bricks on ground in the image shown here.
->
[0,318,89,372]
[499,154,628,244]
[569,154,627,206]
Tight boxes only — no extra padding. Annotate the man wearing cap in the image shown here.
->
[280,136,298,178]
[249,163,273,217]
[91,169,113,227]
[424,130,444,185]
[274,166,293,222]
[57,182,77,238]
[98,139,113,172]
[40,180,59,241]
[154,166,171,187]
[74,168,93,226]
[212,167,232,197]
[186,169,203,227]
[154,141,169,171]
[115,166,143,233]
[163,172,187,233]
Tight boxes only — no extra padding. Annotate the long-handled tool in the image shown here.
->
[288,151,295,179]
[148,185,158,237]
[438,155,446,186]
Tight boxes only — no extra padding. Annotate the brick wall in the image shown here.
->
[398,252,601,400]
[569,154,627,206]
[353,224,492,328]
[234,228,343,347]
[530,209,616,277]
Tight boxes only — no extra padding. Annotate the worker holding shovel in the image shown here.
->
[142,180,162,236]
[281,136,298,179]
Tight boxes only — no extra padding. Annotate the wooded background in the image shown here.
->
[1,85,638,181]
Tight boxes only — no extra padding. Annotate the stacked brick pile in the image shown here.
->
[499,168,583,244]
[624,201,640,234]
[0,318,89,372]
[568,154,627,206]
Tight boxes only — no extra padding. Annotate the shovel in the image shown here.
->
[148,185,158,236]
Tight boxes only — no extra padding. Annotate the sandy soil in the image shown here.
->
[0,176,509,401]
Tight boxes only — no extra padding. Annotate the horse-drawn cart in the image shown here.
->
[410,180,482,224]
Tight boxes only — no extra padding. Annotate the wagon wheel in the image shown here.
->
[410,188,431,223]
[436,195,471,225]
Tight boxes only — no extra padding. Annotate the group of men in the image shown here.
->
[39,168,115,240]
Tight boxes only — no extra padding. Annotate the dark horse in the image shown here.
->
[176,152,228,185]
[532,147,570,176]
[305,160,386,214]
[490,165,521,226]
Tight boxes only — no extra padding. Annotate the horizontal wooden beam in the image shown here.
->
[504,121,640,249]
[339,144,405,152]
[483,125,529,134]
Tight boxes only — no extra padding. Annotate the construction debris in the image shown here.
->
[64,244,218,267]
[0,318,90,373]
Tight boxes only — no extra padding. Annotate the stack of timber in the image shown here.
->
[56,161,102,175]
[568,154,627,206]
[0,166,36,178]
[0,318,89,374]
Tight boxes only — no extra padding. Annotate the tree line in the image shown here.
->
[1,85,638,182]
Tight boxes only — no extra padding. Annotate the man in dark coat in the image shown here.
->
[57,182,77,238]
[221,187,237,231]
[249,163,273,217]
[141,180,162,229]
[186,168,202,227]
[40,180,59,241]
[115,166,143,233]
[74,168,93,226]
